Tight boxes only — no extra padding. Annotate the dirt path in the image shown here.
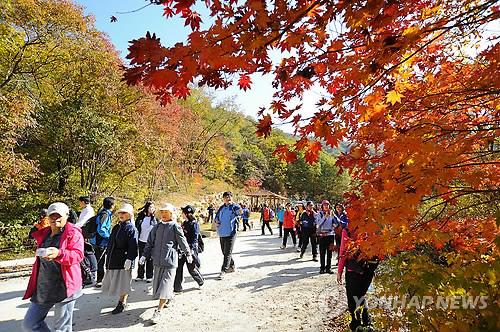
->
[0,228,347,331]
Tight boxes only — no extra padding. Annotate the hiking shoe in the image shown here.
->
[146,278,153,283]
[111,301,125,314]
[150,309,162,325]
[135,277,144,282]
[227,266,236,273]
[320,269,326,274]
[280,245,285,249]
[217,272,225,280]
[299,253,304,259]
[312,256,318,262]
[174,289,183,294]
[296,247,301,252]
[198,282,204,290]
[94,282,102,288]
[327,270,334,274]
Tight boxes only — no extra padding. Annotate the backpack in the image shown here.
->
[263,208,270,220]
[81,214,98,239]
[81,242,97,287]
[197,233,205,253]
[269,209,275,220]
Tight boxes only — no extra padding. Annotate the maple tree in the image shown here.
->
[126,0,499,328]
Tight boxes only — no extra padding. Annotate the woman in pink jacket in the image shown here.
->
[23,202,84,332]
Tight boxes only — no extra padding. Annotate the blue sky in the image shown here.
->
[74,0,286,123]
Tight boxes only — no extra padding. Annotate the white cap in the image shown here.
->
[47,202,69,217]
[158,203,176,213]
[116,203,134,216]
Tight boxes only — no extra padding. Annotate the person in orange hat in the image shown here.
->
[29,208,50,239]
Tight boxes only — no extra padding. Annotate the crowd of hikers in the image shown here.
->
[23,191,376,331]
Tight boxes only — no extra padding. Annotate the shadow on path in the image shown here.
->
[235,266,318,293]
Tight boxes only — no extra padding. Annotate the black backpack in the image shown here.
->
[81,242,97,287]
[81,215,98,239]
[82,210,108,239]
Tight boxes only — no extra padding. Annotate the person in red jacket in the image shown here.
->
[280,203,296,249]
[23,202,84,332]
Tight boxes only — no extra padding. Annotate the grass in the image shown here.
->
[0,248,33,261]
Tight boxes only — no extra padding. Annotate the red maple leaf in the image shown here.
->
[238,74,252,91]
[163,5,175,18]
[304,141,322,164]
[273,144,297,162]
[181,10,202,30]
[256,115,272,137]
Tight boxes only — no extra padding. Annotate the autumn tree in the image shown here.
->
[126,0,499,329]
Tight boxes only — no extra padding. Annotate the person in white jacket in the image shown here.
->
[76,196,94,228]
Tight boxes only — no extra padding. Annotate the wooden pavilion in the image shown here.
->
[245,189,288,211]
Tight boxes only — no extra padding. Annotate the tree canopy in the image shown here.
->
[125,0,499,329]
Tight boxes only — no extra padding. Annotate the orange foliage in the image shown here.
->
[125,0,499,258]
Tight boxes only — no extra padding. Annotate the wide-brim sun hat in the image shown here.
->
[159,203,176,213]
[117,203,134,216]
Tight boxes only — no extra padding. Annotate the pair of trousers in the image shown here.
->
[318,235,334,271]
[174,253,204,291]
[242,219,251,231]
[261,220,273,235]
[282,228,296,247]
[335,232,342,260]
[296,227,302,248]
[23,299,76,332]
[137,240,153,279]
[301,228,317,256]
[220,235,236,272]
[345,270,374,331]
[93,245,106,283]
[278,222,283,237]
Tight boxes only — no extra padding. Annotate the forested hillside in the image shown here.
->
[0,0,350,251]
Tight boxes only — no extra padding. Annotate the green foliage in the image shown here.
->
[0,0,351,255]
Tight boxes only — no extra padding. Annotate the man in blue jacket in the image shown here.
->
[215,191,241,280]
[91,196,114,286]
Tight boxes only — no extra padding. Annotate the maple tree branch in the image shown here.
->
[445,161,500,169]
[263,0,325,48]
[116,3,152,15]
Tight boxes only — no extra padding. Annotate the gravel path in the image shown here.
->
[0,228,348,331]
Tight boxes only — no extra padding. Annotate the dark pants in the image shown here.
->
[137,241,153,279]
[261,220,273,235]
[93,245,106,283]
[242,219,251,231]
[174,252,204,291]
[335,232,342,261]
[207,212,213,223]
[346,270,374,331]
[282,228,296,247]
[220,235,236,272]
[297,226,302,248]
[300,228,317,257]
[278,222,283,237]
[318,235,334,271]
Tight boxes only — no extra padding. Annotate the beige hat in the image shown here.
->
[47,202,69,216]
[158,203,176,213]
[116,203,134,216]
